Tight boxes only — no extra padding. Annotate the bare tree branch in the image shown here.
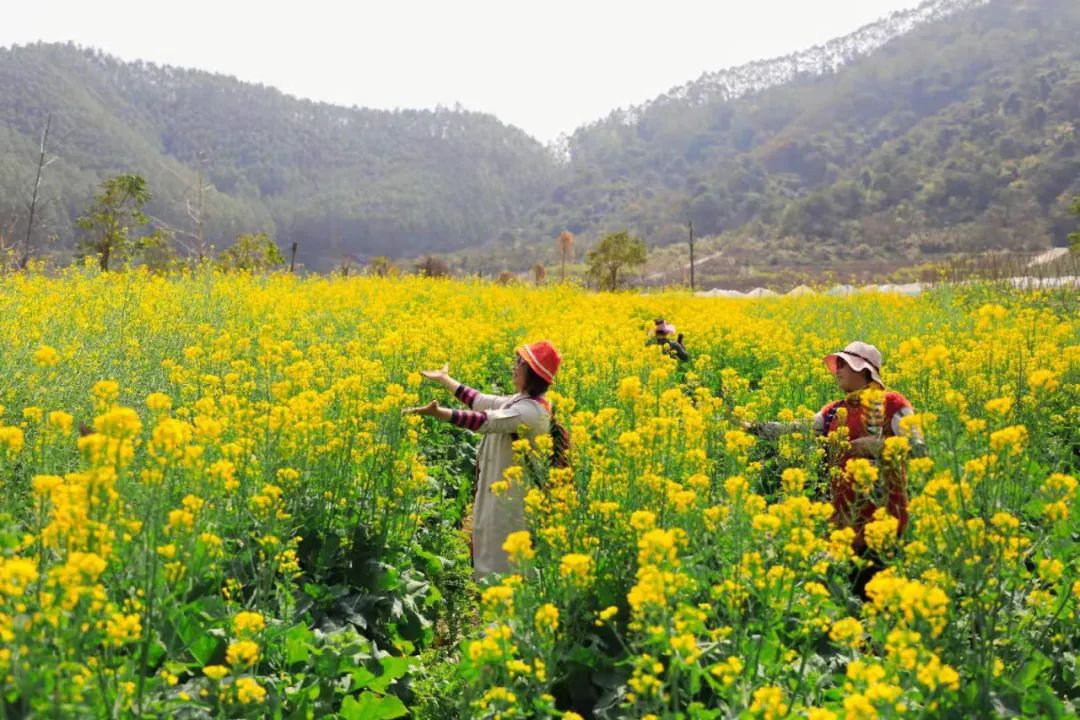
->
[144,213,203,261]
[21,113,53,269]
[157,153,212,261]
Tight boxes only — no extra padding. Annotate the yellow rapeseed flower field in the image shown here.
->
[0,267,1076,718]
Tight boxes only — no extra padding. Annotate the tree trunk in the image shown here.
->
[21,114,52,270]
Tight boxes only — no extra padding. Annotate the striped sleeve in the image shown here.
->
[752,420,808,440]
[454,385,510,411]
[454,383,479,408]
[891,405,925,442]
[450,409,488,431]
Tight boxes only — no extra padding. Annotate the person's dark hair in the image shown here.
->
[522,363,551,397]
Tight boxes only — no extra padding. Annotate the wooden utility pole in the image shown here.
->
[289,242,298,272]
[194,159,206,262]
[688,221,695,292]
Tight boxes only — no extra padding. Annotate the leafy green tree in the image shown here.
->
[367,256,399,277]
[138,229,179,273]
[587,230,646,290]
[217,232,284,272]
[75,174,161,271]
[1069,197,1080,253]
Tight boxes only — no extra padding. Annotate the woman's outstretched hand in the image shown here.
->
[849,436,883,457]
[402,400,440,417]
[420,363,449,384]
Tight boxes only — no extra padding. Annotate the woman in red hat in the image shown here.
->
[405,340,561,578]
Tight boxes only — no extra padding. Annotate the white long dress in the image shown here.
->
[460,390,550,578]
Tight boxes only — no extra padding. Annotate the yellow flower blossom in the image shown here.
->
[232,611,266,636]
[502,531,535,564]
[535,603,559,633]
[226,640,260,668]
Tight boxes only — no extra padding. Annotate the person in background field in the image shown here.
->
[404,341,561,579]
[649,318,690,363]
[747,341,924,597]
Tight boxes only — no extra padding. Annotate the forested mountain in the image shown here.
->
[0,43,557,268]
[524,0,1080,263]
[1,0,1078,272]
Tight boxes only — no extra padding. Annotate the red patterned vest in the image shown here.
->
[818,389,912,553]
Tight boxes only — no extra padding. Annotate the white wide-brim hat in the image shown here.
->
[824,341,883,386]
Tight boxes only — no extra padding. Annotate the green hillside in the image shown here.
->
[0,43,557,268]
[523,0,1080,266]
[2,0,1078,273]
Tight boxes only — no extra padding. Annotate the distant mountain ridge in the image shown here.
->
[1,0,1078,272]
[596,0,990,128]
[524,0,1080,269]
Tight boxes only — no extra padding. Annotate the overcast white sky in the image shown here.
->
[2,0,925,142]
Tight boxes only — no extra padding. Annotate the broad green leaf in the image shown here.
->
[285,624,315,665]
[340,692,408,720]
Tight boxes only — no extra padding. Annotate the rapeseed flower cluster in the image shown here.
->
[0,268,1075,717]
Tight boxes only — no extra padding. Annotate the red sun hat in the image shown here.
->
[517,340,562,384]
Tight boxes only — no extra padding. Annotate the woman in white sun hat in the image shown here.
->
[750,341,924,595]
[649,317,690,363]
